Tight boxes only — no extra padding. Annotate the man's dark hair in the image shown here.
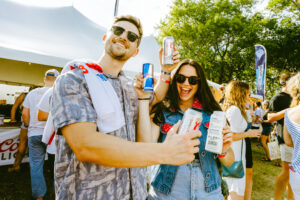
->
[151,59,222,125]
[113,15,143,46]
[256,101,261,107]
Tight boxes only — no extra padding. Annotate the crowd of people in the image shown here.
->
[7,15,300,200]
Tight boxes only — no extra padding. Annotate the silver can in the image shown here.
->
[162,36,175,66]
[178,108,202,135]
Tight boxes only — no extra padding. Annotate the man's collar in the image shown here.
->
[103,70,125,79]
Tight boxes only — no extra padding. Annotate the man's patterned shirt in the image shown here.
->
[51,67,147,200]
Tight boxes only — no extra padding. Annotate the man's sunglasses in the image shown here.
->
[111,26,139,43]
[174,74,200,85]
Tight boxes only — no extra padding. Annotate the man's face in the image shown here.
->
[104,21,140,61]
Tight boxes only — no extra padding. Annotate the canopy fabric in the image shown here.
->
[0,0,160,86]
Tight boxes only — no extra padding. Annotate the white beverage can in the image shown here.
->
[162,36,175,66]
[205,111,226,154]
[178,108,202,135]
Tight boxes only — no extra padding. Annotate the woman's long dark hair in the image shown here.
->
[152,59,221,125]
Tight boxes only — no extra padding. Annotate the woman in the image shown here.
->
[261,100,273,161]
[135,59,234,200]
[8,91,29,172]
[283,73,300,199]
[222,81,261,200]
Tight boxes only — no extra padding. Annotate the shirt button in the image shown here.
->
[206,173,210,178]
[201,151,206,157]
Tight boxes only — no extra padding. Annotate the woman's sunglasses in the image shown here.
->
[111,26,139,43]
[174,74,200,85]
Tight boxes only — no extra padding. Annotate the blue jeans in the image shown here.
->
[148,161,224,200]
[28,135,47,198]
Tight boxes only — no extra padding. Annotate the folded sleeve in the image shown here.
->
[226,106,246,133]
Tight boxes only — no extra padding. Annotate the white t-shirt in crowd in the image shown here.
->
[253,107,263,127]
[224,105,248,196]
[37,88,55,154]
[23,87,50,137]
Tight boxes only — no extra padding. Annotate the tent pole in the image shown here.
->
[114,0,119,17]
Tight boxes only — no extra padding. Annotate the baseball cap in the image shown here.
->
[45,69,59,77]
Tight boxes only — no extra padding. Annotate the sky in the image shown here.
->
[74,0,174,36]
[1,0,269,101]
[74,0,269,36]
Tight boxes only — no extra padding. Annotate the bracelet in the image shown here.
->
[160,76,170,84]
[217,151,227,158]
[161,70,171,76]
[138,97,151,100]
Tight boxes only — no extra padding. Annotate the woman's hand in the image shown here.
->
[222,128,233,153]
[159,47,180,73]
[246,129,262,138]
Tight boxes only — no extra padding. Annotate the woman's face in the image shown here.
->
[176,64,199,103]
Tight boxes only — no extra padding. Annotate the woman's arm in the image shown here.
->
[134,74,161,143]
[151,48,179,106]
[227,106,261,141]
[232,129,261,141]
[10,93,25,122]
[137,100,161,142]
[266,109,286,123]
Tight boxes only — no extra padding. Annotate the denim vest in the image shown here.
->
[151,100,221,195]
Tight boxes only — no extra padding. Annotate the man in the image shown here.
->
[267,72,294,200]
[22,69,59,200]
[51,15,201,200]
[37,87,55,186]
[253,101,263,129]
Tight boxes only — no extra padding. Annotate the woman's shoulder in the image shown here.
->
[287,106,300,125]
[226,105,241,113]
[226,105,243,119]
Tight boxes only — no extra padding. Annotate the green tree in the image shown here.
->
[156,0,300,99]
[157,0,263,84]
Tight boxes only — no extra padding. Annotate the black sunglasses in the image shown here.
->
[174,74,200,85]
[111,26,139,43]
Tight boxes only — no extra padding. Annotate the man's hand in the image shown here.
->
[222,128,233,153]
[161,121,201,165]
[159,47,180,73]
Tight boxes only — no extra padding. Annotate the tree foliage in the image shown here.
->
[156,0,300,99]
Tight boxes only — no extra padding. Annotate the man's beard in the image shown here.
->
[107,38,131,61]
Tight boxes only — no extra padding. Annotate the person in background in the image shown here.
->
[8,87,35,172]
[267,72,295,200]
[10,92,26,123]
[283,73,300,199]
[8,92,28,172]
[23,69,59,200]
[261,100,273,161]
[37,86,55,186]
[223,81,261,200]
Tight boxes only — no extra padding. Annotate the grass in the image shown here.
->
[251,139,287,200]
[0,160,55,200]
[0,140,286,200]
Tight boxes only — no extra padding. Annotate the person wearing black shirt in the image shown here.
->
[267,72,294,200]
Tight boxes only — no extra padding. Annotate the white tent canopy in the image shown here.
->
[0,0,160,86]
